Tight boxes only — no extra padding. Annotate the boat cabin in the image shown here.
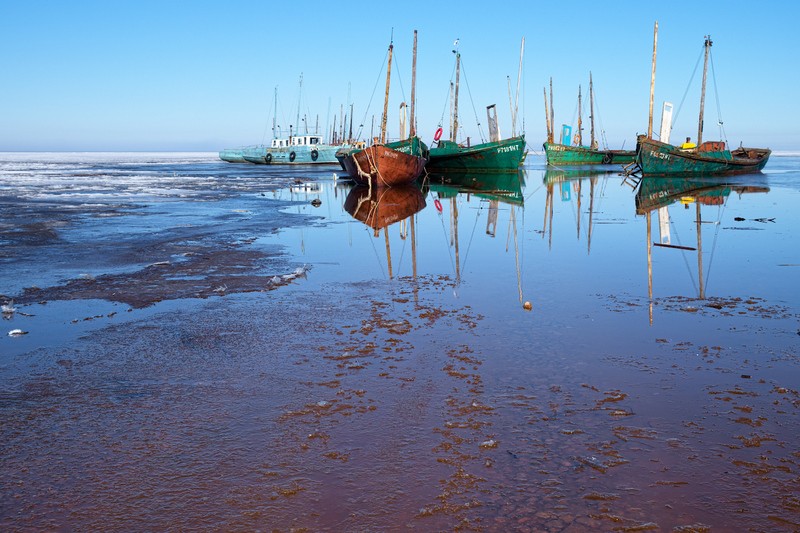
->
[271,135,322,148]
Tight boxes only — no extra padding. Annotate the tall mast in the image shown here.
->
[589,72,597,149]
[348,103,354,143]
[507,77,514,136]
[514,36,524,136]
[380,41,393,144]
[576,85,582,146]
[452,52,460,142]
[296,73,303,140]
[543,87,552,143]
[549,77,554,144]
[410,30,418,137]
[272,86,278,139]
[648,21,658,139]
[697,35,712,146]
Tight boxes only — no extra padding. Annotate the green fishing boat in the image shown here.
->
[543,74,635,166]
[634,31,770,177]
[427,136,526,173]
[427,43,527,173]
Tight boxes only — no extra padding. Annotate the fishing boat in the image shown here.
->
[426,42,527,173]
[242,134,342,165]
[634,27,770,177]
[337,33,428,187]
[543,74,636,166]
[219,147,250,163]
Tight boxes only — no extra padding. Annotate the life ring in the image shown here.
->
[289,151,296,162]
[433,127,443,142]
[434,198,443,213]
[601,153,612,165]
[265,153,272,163]
[311,149,319,161]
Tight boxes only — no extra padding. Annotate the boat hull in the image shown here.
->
[544,142,636,166]
[426,136,527,172]
[219,148,249,163]
[636,135,770,177]
[337,137,428,187]
[240,145,341,165]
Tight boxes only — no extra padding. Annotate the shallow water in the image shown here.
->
[1,152,799,531]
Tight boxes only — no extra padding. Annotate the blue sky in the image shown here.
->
[2,0,797,151]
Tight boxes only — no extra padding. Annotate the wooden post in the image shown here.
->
[384,228,393,279]
[648,21,658,139]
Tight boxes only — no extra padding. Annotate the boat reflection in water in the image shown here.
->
[541,168,619,253]
[344,184,426,279]
[635,175,770,323]
[424,169,526,300]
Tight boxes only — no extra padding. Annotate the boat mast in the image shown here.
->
[453,51,460,142]
[543,87,552,143]
[575,85,582,146]
[589,72,597,149]
[648,21,658,139]
[348,103,354,143]
[549,78,554,144]
[410,30,418,137]
[295,73,303,141]
[697,35,712,147]
[514,36,524,136]
[272,86,278,139]
[380,41,393,144]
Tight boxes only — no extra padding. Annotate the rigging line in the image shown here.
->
[356,46,391,142]
[672,46,705,134]
[670,213,699,295]
[260,88,276,144]
[364,224,388,279]
[459,59,487,143]
[704,195,727,291]
[709,51,727,143]
[437,57,459,128]
[524,183,543,201]
[459,201,482,273]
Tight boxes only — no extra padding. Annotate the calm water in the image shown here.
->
[1,152,799,531]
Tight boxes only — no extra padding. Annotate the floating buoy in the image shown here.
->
[523,301,532,311]
[311,198,322,207]
[434,198,443,212]
[433,127,443,142]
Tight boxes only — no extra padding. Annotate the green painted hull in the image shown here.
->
[426,135,526,173]
[636,135,771,177]
[426,169,525,205]
[544,142,636,166]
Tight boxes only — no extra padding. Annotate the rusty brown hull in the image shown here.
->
[344,184,426,231]
[340,144,427,188]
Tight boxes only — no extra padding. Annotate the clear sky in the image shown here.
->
[2,0,798,151]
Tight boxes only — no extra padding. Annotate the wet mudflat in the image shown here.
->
[1,152,799,531]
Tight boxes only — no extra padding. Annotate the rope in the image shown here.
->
[709,51,728,144]
[356,46,391,142]
[459,201,481,274]
[672,46,704,137]
[459,59,487,143]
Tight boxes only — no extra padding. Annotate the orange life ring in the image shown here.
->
[434,198,443,212]
[434,127,443,142]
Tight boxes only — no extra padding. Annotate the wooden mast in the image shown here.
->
[575,85,582,146]
[697,35,712,147]
[549,78,554,144]
[452,52,460,142]
[589,72,597,149]
[543,87,552,143]
[513,37,524,136]
[380,41,393,144]
[648,21,658,139]
[696,201,705,299]
[410,30,417,138]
